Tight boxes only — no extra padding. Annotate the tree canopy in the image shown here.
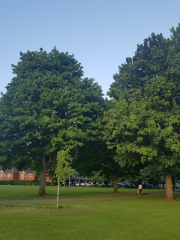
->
[0,47,105,196]
[105,24,180,200]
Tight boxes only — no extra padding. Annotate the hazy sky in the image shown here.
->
[1,0,180,96]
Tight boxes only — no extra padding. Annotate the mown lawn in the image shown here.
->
[1,195,180,240]
[0,185,167,200]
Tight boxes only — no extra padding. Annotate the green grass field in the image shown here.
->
[0,185,167,200]
[1,186,180,240]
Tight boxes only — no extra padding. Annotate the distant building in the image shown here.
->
[1,168,19,180]
[0,169,90,184]
[19,170,35,180]
[0,170,4,180]
[0,168,35,181]
[70,173,90,185]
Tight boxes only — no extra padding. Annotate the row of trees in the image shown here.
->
[1,24,180,200]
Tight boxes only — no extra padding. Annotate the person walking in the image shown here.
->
[138,184,143,195]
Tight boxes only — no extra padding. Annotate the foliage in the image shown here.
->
[0,180,39,185]
[139,165,165,185]
[72,99,127,193]
[0,48,104,196]
[105,24,180,199]
[89,171,107,183]
[72,96,142,193]
[55,150,75,183]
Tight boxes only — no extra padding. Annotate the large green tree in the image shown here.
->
[106,24,180,200]
[0,48,104,196]
[72,99,135,194]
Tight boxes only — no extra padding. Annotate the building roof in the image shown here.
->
[24,170,34,174]
[71,177,89,181]
[4,168,19,174]
[4,168,35,174]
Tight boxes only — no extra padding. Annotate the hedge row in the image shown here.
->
[0,180,40,185]
[0,180,58,186]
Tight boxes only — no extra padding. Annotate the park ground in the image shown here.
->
[0,186,180,240]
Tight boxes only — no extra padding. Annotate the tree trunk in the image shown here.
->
[113,176,118,194]
[37,157,48,197]
[69,174,71,187]
[57,176,60,209]
[172,176,175,191]
[165,174,173,200]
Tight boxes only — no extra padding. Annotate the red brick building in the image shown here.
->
[19,170,35,180]
[0,170,4,180]
[0,169,35,181]
[1,168,19,180]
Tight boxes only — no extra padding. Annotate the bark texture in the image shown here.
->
[113,176,118,194]
[56,176,60,209]
[37,157,48,197]
[165,174,173,200]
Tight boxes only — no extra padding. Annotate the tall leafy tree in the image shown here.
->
[0,48,104,196]
[106,24,180,200]
[72,99,133,194]
[72,139,122,193]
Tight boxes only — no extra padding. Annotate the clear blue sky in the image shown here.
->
[1,0,180,96]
